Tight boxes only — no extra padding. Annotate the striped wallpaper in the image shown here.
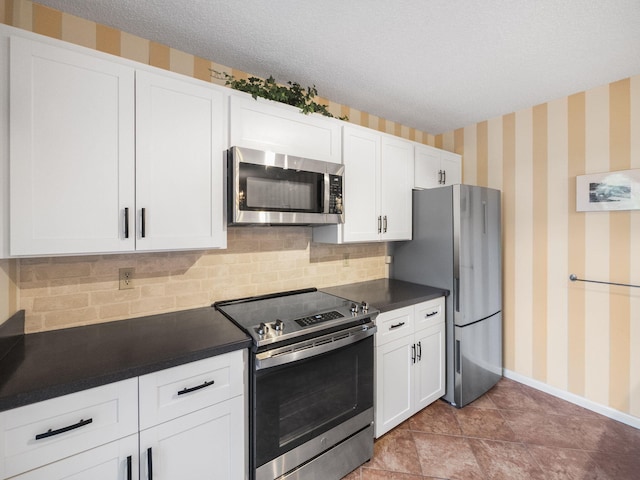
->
[435,77,640,421]
[2,0,639,423]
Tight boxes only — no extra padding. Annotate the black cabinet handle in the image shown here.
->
[147,447,153,480]
[389,321,405,330]
[383,215,388,233]
[35,418,93,440]
[443,169,447,184]
[377,215,382,234]
[141,208,146,238]
[124,208,129,239]
[438,170,443,184]
[126,455,132,480]
[411,344,416,364]
[417,341,422,361]
[425,310,438,318]
[177,380,215,396]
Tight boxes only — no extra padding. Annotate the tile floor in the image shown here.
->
[342,377,640,479]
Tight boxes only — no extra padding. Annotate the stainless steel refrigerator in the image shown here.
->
[390,185,502,407]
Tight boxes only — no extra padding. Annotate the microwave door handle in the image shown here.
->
[323,173,330,213]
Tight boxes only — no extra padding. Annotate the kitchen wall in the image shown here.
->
[0,0,430,332]
[435,76,640,421]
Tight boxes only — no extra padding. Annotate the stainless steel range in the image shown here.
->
[215,288,378,480]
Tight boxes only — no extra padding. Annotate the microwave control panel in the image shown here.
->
[328,174,343,214]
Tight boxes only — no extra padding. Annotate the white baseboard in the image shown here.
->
[503,369,640,430]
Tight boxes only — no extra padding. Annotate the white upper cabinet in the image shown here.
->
[313,125,413,243]
[8,35,136,256]
[229,94,342,163]
[1,26,228,257]
[135,70,226,251]
[414,144,461,188]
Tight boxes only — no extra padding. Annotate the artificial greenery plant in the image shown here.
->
[212,71,348,121]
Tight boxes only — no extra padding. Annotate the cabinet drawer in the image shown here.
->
[0,378,138,479]
[139,350,245,430]
[374,305,414,347]
[414,297,445,332]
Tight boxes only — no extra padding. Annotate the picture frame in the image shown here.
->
[576,168,640,212]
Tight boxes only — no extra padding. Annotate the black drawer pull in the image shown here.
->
[177,380,215,396]
[35,418,93,440]
[389,321,405,330]
[425,310,438,317]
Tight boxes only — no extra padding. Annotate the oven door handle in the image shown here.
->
[255,324,377,371]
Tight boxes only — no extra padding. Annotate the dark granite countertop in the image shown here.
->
[322,278,448,313]
[0,307,251,412]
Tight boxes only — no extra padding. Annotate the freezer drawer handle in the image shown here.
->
[456,340,461,374]
[425,310,438,318]
[35,418,93,440]
[177,380,215,396]
[389,321,405,330]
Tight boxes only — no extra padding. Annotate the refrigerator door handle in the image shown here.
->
[483,200,488,235]
[454,277,460,312]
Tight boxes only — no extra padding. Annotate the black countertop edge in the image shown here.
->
[321,278,449,313]
[0,307,251,412]
[0,310,24,362]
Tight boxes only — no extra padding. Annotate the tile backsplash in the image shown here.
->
[18,227,386,333]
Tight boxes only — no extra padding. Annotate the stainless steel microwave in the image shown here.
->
[227,146,344,225]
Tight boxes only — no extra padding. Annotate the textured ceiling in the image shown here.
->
[35,0,640,134]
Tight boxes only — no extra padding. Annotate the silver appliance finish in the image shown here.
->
[214,289,378,480]
[255,410,374,480]
[390,185,502,407]
[215,289,375,348]
[228,146,345,225]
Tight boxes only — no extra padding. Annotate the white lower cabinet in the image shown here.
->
[0,351,246,480]
[374,297,445,438]
[9,435,138,480]
[138,351,246,480]
[139,397,243,480]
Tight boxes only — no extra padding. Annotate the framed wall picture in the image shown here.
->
[576,168,640,212]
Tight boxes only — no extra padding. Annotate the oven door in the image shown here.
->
[252,331,374,479]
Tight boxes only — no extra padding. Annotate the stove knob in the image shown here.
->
[360,301,369,312]
[274,319,284,331]
[256,322,268,336]
[350,303,358,313]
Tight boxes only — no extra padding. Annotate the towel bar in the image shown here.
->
[569,274,639,289]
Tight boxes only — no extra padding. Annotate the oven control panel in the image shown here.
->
[295,311,343,327]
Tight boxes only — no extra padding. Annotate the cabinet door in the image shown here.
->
[139,397,244,480]
[10,435,138,480]
[414,144,441,189]
[374,336,413,438]
[341,126,381,242]
[9,36,135,256]
[414,322,445,411]
[135,70,226,251]
[440,150,461,185]
[229,94,341,163]
[380,136,413,241]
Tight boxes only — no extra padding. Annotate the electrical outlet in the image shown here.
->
[119,268,134,290]
[343,253,350,267]
[385,255,393,264]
